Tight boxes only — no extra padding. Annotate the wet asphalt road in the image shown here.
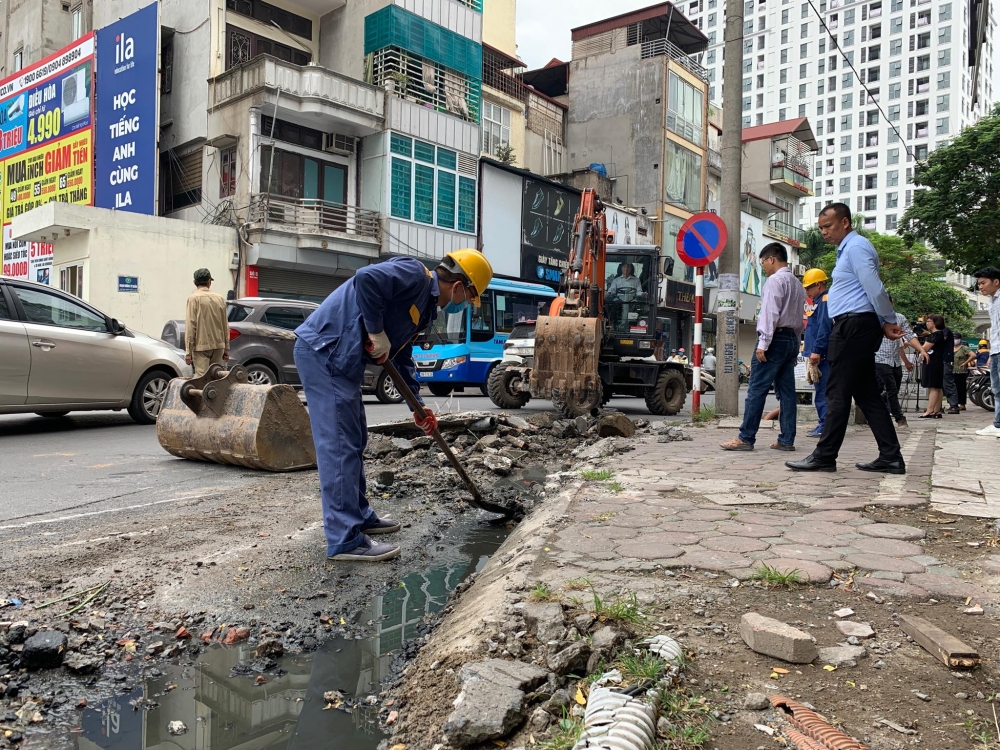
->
[0,393,710,527]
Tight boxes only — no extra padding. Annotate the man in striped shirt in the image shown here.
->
[874,309,927,428]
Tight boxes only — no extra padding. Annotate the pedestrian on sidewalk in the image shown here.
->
[721,243,805,452]
[294,250,493,562]
[974,267,1000,436]
[941,322,961,414]
[875,303,927,428]
[952,335,975,411]
[802,268,832,437]
[184,268,230,377]
[786,203,906,475]
[916,314,949,418]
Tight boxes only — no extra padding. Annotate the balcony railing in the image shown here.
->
[865,157,879,167]
[666,110,704,147]
[640,37,709,81]
[708,148,722,172]
[211,55,384,122]
[248,194,381,242]
[766,218,807,246]
[915,127,929,138]
[771,165,815,195]
[917,82,930,92]
[367,46,481,123]
[869,7,882,16]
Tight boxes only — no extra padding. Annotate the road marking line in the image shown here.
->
[0,492,223,531]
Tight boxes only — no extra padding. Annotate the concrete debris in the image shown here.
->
[964,605,984,616]
[483,455,514,475]
[817,644,868,667]
[546,640,591,675]
[376,471,395,486]
[21,631,67,670]
[574,437,618,459]
[518,602,565,644]
[391,438,414,454]
[528,706,551,732]
[742,693,771,710]
[63,652,104,674]
[597,413,636,438]
[457,659,547,692]
[443,661,544,747]
[832,608,855,618]
[255,639,285,658]
[6,621,29,644]
[835,621,875,639]
[544,689,571,713]
[656,424,692,443]
[865,592,884,604]
[739,613,818,664]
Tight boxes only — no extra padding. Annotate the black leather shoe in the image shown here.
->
[855,458,906,475]
[785,455,837,472]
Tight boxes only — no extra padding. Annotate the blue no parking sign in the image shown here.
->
[676,212,728,268]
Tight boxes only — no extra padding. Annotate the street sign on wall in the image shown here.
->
[95,2,159,214]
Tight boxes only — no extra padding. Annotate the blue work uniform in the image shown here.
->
[803,291,832,430]
[293,258,439,556]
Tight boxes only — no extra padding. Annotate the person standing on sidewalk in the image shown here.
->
[874,306,927,428]
[294,250,493,562]
[974,267,1000,436]
[802,269,832,438]
[952,335,975,411]
[786,203,906,475]
[184,268,230,377]
[720,243,805,452]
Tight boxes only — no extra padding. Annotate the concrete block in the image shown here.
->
[739,613,818,664]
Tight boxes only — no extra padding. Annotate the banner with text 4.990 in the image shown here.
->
[4,129,92,222]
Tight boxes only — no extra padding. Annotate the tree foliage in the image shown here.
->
[900,103,1000,273]
[809,228,974,334]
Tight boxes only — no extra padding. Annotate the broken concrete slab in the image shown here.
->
[547,640,591,675]
[817,644,868,667]
[739,613,817,664]
[21,631,67,670]
[442,679,526,747]
[63,652,104,674]
[483,455,514,475]
[597,413,636,438]
[458,659,548,692]
[519,602,565,643]
[835,621,875,639]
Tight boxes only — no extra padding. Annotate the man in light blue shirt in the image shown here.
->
[974,267,1000,436]
[787,203,906,475]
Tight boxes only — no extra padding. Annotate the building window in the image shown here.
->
[779,108,787,120]
[840,135,851,151]
[937,71,950,89]
[799,42,809,56]
[667,72,705,146]
[936,116,949,135]
[843,30,854,46]
[161,35,173,94]
[225,0,313,39]
[887,170,899,186]
[887,149,899,165]
[938,26,951,43]
[226,25,311,70]
[782,8,790,22]
[220,147,237,197]
[800,83,808,97]
[72,5,84,38]
[939,2,951,19]
[865,174,878,189]
[840,177,851,193]
[799,104,807,117]
[742,115,752,128]
[841,114,852,130]
[886,214,897,230]
[742,96,751,112]
[780,88,788,103]
[780,48,789,63]
[864,195,877,211]
[13,49,22,72]
[781,29,789,43]
[840,156,850,171]
[842,72,853,88]
[481,101,511,159]
[663,141,703,212]
[161,148,203,214]
[937,48,950,66]
[914,144,928,160]
[387,134,474,232]
[890,18,902,34]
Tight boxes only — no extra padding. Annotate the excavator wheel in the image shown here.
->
[487,363,530,409]
[645,369,687,416]
[553,386,603,418]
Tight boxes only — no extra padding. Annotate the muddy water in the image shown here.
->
[64,523,509,750]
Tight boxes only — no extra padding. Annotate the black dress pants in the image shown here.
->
[813,313,903,463]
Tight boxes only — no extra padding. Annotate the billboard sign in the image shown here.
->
[95,2,159,214]
[520,178,580,286]
[0,34,95,283]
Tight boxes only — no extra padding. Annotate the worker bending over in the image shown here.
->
[293,250,493,562]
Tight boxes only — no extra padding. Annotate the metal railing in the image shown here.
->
[248,194,381,241]
[708,148,722,172]
[770,165,815,194]
[640,37,709,81]
[666,110,704,146]
[368,46,480,123]
[766,218,807,245]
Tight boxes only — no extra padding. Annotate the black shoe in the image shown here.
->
[948,408,960,415]
[786,455,837,472]
[896,418,908,428]
[855,457,906,475]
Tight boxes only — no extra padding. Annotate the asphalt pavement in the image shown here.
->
[0,392,716,528]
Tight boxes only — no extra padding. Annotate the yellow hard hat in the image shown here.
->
[802,268,829,288]
[440,249,493,307]
[981,339,990,346]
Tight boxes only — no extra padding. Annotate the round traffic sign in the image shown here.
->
[676,212,728,267]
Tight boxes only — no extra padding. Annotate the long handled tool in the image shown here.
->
[380,360,513,517]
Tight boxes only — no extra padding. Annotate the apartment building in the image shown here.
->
[0,0,92,77]
[684,0,996,234]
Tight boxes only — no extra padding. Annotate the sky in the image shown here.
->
[516,0,659,70]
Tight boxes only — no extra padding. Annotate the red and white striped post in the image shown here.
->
[692,266,704,413]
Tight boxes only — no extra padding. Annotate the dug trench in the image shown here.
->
[0,409,639,749]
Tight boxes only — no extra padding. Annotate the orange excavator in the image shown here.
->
[527,188,691,417]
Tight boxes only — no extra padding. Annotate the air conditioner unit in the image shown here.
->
[793,263,807,276]
[62,67,90,125]
[323,133,356,154]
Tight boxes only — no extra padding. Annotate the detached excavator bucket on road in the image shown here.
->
[530,315,603,417]
[156,364,316,472]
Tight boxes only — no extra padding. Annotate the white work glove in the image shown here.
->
[806,362,823,384]
[365,331,390,363]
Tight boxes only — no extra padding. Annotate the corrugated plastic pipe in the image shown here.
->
[570,687,657,750]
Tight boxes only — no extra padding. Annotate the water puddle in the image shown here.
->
[61,523,509,750]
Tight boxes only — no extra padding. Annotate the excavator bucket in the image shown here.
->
[530,315,603,416]
[156,364,316,472]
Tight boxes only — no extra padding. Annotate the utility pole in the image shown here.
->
[715,0,745,416]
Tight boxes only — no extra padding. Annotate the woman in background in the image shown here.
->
[918,314,948,418]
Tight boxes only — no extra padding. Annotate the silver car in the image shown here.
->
[0,277,191,424]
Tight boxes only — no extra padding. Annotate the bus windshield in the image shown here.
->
[424,309,467,344]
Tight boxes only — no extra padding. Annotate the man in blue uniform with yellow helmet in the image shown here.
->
[294,249,493,562]
[802,268,832,437]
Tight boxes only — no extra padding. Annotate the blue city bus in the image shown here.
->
[413,277,557,396]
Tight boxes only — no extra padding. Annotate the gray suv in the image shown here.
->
[161,298,403,403]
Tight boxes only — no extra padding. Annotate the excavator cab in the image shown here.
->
[604,247,660,358]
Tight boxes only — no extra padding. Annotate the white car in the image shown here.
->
[487,321,536,409]
[0,278,192,424]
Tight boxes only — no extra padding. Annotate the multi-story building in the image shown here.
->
[685,0,996,234]
[0,0,92,76]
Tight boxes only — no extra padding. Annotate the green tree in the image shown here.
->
[799,227,835,268]
[808,228,974,334]
[900,103,1000,273]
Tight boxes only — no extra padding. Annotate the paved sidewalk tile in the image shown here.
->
[931,426,1000,517]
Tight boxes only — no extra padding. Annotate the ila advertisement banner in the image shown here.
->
[95,2,159,214]
[0,34,95,283]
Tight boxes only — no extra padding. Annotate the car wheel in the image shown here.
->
[128,370,173,425]
[428,384,453,397]
[245,363,277,385]
[36,411,70,419]
[375,370,404,404]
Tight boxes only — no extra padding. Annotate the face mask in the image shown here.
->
[443,299,468,314]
